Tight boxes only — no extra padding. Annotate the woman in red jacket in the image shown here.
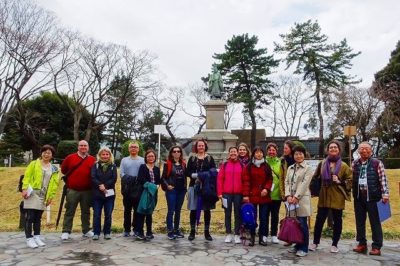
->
[242,146,273,246]
[217,146,243,244]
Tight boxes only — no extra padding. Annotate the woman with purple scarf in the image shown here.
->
[309,140,352,253]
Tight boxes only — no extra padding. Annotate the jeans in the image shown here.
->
[250,203,268,236]
[24,209,43,238]
[165,189,186,232]
[123,196,139,233]
[223,194,242,235]
[313,207,343,247]
[62,189,92,234]
[93,196,115,235]
[354,192,383,249]
[295,217,309,253]
[266,200,281,237]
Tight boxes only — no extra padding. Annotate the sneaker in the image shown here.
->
[92,235,99,240]
[123,231,130,237]
[136,234,145,240]
[271,236,279,244]
[104,234,111,240]
[174,230,184,238]
[234,235,241,244]
[330,246,339,253]
[259,236,268,246]
[61,232,69,240]
[309,243,318,251]
[33,235,45,247]
[288,247,297,253]
[146,232,154,239]
[167,232,176,240]
[296,250,308,257]
[83,230,94,237]
[224,234,233,243]
[26,237,38,248]
[369,248,381,256]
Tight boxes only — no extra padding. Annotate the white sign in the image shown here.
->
[154,125,168,135]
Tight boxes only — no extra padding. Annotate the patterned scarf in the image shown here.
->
[322,155,342,185]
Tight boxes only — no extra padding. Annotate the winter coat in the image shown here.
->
[285,161,313,217]
[312,160,352,210]
[217,160,243,196]
[91,162,118,199]
[242,162,273,205]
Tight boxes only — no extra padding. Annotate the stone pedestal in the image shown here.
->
[192,100,238,164]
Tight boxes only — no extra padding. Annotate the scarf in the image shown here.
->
[239,156,250,166]
[252,158,264,167]
[322,155,342,185]
[99,161,111,172]
[283,155,295,167]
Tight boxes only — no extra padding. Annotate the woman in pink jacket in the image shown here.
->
[217,146,243,244]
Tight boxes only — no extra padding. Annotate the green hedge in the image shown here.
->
[56,140,78,162]
[382,158,400,169]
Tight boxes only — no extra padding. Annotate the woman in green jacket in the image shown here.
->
[265,142,284,244]
[21,145,60,248]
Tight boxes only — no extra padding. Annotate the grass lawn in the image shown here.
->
[1,167,399,239]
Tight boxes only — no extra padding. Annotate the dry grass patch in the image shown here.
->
[0,167,399,239]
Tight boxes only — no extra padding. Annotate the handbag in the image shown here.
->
[278,205,304,244]
[309,176,321,197]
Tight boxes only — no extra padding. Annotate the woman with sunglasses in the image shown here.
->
[161,146,187,240]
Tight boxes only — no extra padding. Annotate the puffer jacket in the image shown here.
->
[217,159,243,196]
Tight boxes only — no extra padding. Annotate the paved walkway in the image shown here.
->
[0,232,399,265]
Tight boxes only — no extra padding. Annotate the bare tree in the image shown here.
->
[263,76,314,137]
[0,0,62,134]
[52,35,157,141]
[328,86,382,145]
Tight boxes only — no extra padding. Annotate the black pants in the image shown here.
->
[354,193,383,249]
[223,194,242,235]
[266,200,281,237]
[136,213,153,235]
[25,209,43,238]
[313,207,343,247]
[190,210,211,231]
[123,196,138,233]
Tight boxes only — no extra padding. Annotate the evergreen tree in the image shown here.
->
[275,20,360,156]
[213,34,279,148]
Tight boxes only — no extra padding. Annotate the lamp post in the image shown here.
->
[343,126,357,165]
[154,125,168,167]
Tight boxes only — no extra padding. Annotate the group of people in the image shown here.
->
[20,139,389,258]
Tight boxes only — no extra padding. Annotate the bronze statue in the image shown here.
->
[208,64,223,99]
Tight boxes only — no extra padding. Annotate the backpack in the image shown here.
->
[18,175,24,192]
[241,203,257,230]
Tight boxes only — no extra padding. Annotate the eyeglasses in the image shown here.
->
[172,150,181,153]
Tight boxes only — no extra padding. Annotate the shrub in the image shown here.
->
[56,140,78,161]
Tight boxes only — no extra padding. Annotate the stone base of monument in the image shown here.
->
[191,100,238,165]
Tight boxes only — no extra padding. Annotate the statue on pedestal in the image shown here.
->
[208,64,223,99]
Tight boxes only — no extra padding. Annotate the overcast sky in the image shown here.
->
[36,0,399,87]
[35,0,399,137]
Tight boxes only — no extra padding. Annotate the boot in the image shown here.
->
[188,229,196,241]
[249,234,255,247]
[204,230,213,241]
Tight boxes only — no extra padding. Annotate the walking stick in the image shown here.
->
[55,183,67,229]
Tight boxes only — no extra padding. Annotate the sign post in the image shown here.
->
[154,125,168,167]
[343,126,357,165]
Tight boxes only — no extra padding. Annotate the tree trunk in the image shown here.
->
[249,105,257,149]
[315,83,324,157]
[73,110,82,141]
